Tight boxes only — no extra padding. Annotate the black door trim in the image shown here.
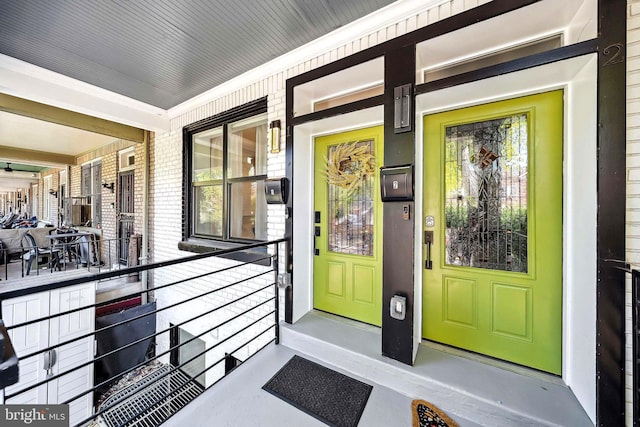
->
[596,0,627,425]
[416,39,598,95]
[287,0,540,89]
[284,1,629,422]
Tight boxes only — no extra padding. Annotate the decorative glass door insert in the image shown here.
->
[444,114,528,273]
[326,140,375,256]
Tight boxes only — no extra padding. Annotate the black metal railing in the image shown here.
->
[0,235,137,280]
[633,270,639,426]
[0,238,287,427]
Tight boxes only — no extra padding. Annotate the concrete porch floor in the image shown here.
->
[165,311,593,427]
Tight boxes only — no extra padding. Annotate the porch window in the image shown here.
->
[43,175,52,221]
[81,160,102,227]
[184,98,268,242]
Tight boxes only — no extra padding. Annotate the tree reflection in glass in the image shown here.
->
[444,114,528,273]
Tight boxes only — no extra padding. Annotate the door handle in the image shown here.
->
[314,226,320,256]
[424,231,433,270]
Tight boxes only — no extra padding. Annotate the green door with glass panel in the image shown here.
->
[423,91,563,374]
[314,126,384,326]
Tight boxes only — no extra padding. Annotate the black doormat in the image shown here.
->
[262,355,372,427]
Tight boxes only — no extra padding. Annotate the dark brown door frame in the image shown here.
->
[285,1,627,423]
[596,0,626,425]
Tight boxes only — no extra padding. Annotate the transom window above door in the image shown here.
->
[183,98,268,243]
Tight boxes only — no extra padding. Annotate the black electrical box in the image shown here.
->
[380,165,414,202]
[264,177,289,204]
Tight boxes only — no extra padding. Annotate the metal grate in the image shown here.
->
[100,365,203,427]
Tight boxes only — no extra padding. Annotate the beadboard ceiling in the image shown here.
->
[0,0,396,110]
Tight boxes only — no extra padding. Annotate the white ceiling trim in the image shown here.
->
[0,54,169,132]
[167,0,446,118]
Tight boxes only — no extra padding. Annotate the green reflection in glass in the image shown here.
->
[444,114,528,273]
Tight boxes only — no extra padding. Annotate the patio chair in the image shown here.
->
[21,233,61,275]
[1,213,17,229]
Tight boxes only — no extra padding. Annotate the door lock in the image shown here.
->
[425,215,435,227]
[314,226,320,256]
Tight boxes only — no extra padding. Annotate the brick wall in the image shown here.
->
[64,139,142,264]
[627,2,640,423]
[101,151,118,265]
[149,0,487,387]
[69,164,81,197]
[134,142,147,239]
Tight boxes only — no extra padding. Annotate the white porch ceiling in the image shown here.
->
[0,111,116,159]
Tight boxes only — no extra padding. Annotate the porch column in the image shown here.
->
[382,44,416,364]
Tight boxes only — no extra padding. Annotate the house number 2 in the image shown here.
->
[603,43,624,67]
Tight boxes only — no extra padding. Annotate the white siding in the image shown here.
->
[628,2,640,424]
[1,283,95,425]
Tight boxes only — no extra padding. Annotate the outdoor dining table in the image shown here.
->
[45,232,93,267]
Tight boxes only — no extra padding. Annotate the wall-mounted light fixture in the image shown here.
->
[394,83,413,133]
[48,189,58,198]
[102,182,115,193]
[270,120,281,154]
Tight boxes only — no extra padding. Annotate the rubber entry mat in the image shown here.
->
[262,355,373,427]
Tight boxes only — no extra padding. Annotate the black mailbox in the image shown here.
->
[264,177,289,204]
[380,165,414,202]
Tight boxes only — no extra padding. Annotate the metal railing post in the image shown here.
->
[274,242,280,345]
[633,270,639,425]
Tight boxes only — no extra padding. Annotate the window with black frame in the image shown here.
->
[186,100,268,243]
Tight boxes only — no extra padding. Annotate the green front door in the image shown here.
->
[422,91,563,374]
[313,126,384,326]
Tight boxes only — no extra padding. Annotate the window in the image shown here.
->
[31,184,38,219]
[184,98,268,243]
[118,147,135,172]
[81,160,102,227]
[59,170,66,222]
[43,175,52,221]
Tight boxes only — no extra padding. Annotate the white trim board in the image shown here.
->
[0,54,168,132]
[292,106,384,323]
[414,53,597,423]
